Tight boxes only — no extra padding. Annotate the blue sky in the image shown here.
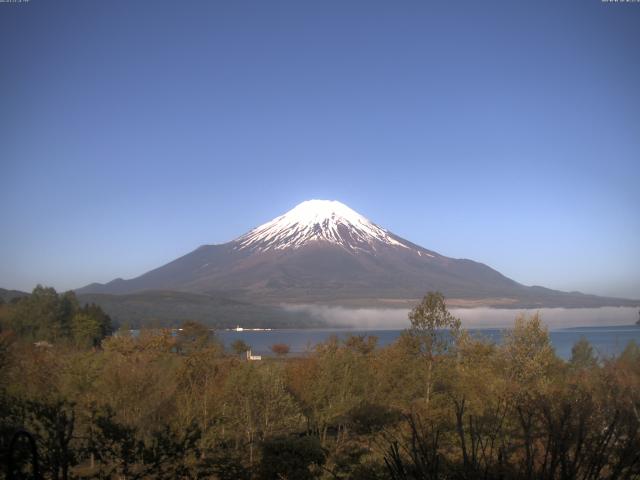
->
[1,0,638,298]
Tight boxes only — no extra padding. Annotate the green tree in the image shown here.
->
[72,312,102,348]
[8,285,60,341]
[287,338,376,448]
[569,336,598,370]
[371,333,426,407]
[439,332,508,476]
[223,363,302,466]
[3,287,111,347]
[57,291,80,339]
[80,302,113,339]
[231,339,250,355]
[408,292,461,407]
[501,312,559,477]
[502,312,557,388]
[174,346,226,451]
[176,320,215,355]
[618,339,640,366]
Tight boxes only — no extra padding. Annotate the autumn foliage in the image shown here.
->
[0,290,639,479]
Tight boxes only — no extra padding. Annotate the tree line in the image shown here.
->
[0,286,112,348]
[1,289,639,479]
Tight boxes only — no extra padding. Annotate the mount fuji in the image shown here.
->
[78,200,637,309]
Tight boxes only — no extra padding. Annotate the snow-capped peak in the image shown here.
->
[235,199,411,252]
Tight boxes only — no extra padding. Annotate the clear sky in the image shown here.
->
[1,0,639,299]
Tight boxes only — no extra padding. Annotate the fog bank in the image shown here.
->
[282,305,639,329]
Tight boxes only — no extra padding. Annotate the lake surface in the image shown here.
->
[218,325,640,360]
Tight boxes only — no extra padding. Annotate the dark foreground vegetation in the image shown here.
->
[1,288,639,479]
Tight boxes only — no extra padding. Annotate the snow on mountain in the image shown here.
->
[75,199,640,309]
[235,200,411,252]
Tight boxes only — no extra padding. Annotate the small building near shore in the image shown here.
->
[246,349,261,361]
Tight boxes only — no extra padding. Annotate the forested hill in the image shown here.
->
[0,286,324,330]
[76,290,323,329]
[0,288,29,303]
[0,285,113,347]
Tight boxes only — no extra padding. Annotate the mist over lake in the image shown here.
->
[216,306,640,360]
[282,305,639,329]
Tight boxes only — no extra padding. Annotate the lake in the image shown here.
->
[218,325,640,360]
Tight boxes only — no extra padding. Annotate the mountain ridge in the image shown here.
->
[77,200,639,308]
